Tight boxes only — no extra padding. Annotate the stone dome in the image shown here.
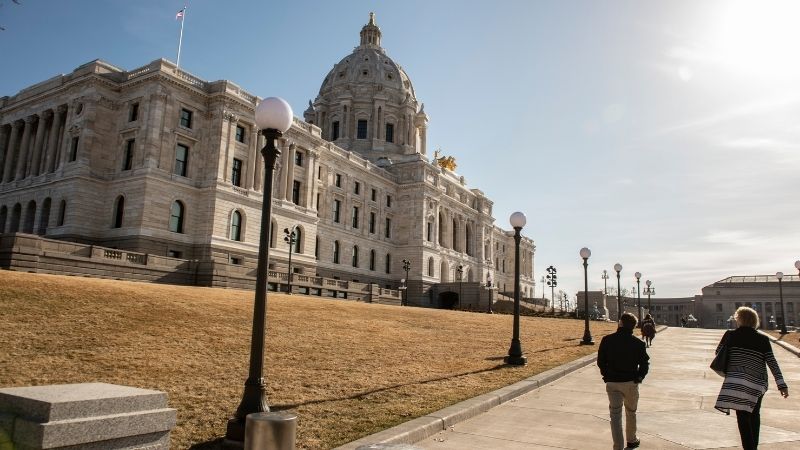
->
[304,13,428,160]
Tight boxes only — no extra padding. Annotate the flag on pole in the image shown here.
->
[176,8,185,20]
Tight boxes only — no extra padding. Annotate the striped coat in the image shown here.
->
[714,327,788,414]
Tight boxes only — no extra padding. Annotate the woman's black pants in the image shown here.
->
[736,395,763,450]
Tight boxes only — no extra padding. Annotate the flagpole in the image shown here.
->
[176,7,186,68]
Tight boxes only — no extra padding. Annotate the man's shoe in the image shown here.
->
[625,440,640,449]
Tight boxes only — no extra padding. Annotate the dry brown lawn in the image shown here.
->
[765,330,799,343]
[0,271,616,449]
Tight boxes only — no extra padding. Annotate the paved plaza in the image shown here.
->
[418,328,800,449]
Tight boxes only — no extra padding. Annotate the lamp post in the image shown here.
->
[635,272,642,324]
[580,247,593,345]
[614,263,623,320]
[225,97,294,443]
[602,269,609,295]
[644,280,654,312]
[777,271,787,334]
[456,265,464,309]
[540,275,546,307]
[546,266,557,314]
[283,225,298,294]
[401,259,411,306]
[485,273,494,313]
[398,278,407,308]
[504,211,527,366]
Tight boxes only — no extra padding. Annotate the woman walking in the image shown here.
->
[714,306,789,450]
[641,314,656,347]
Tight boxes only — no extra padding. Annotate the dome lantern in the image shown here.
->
[360,12,382,47]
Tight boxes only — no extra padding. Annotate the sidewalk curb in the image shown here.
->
[759,330,800,357]
[335,325,666,450]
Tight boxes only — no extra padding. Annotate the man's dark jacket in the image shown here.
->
[597,327,650,383]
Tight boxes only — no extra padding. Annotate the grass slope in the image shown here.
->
[0,271,616,449]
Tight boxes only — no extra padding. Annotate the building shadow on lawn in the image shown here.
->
[272,363,510,410]
[188,437,223,449]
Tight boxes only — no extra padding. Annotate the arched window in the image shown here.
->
[438,212,444,245]
[57,200,66,226]
[169,200,184,233]
[440,260,449,282]
[230,211,242,241]
[0,206,7,233]
[385,253,391,274]
[113,196,125,229]
[369,249,376,270]
[292,227,302,253]
[428,257,434,277]
[452,218,458,250]
[333,240,340,264]
[352,245,359,267]
[10,203,21,233]
[38,198,51,235]
[23,201,36,233]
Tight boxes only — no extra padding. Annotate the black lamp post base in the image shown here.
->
[504,355,527,365]
[580,339,595,346]
[224,418,247,447]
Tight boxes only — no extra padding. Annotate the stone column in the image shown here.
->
[2,121,22,183]
[221,113,237,182]
[284,144,296,202]
[14,116,35,180]
[254,134,264,192]
[245,127,258,190]
[309,152,320,211]
[28,113,48,177]
[277,140,289,200]
[43,107,64,174]
[304,151,315,208]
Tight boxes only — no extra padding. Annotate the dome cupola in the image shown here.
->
[304,13,429,162]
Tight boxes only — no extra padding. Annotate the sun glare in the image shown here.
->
[711,0,800,78]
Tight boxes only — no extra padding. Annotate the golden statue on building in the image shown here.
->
[433,148,457,171]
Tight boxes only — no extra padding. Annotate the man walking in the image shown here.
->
[598,312,650,450]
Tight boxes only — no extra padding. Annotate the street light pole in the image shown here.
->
[546,266,557,314]
[777,271,787,334]
[283,225,298,294]
[614,263,623,321]
[644,280,654,312]
[505,212,527,366]
[602,269,609,295]
[635,272,642,325]
[226,97,294,443]
[580,247,593,345]
[485,273,494,313]
[402,259,411,306]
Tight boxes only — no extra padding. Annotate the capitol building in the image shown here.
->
[0,14,535,308]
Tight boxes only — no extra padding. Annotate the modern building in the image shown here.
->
[0,14,535,308]
[698,275,800,329]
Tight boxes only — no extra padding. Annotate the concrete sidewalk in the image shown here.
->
[416,328,800,449]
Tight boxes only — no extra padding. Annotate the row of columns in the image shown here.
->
[432,206,478,257]
[0,105,69,184]
[277,141,319,210]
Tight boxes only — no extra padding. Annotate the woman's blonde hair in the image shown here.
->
[735,306,760,329]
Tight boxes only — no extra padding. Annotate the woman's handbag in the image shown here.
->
[710,334,730,377]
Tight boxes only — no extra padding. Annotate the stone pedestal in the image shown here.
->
[0,383,176,449]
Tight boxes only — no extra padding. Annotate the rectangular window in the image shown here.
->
[357,119,368,139]
[316,193,320,210]
[180,108,193,128]
[230,257,242,265]
[371,188,376,202]
[292,180,301,205]
[385,217,391,238]
[295,151,303,166]
[175,144,189,177]
[426,222,432,241]
[354,181,360,195]
[386,195,392,208]
[231,158,242,187]
[335,173,342,187]
[352,206,359,228]
[167,250,183,258]
[331,121,340,140]
[385,123,394,143]
[235,125,245,143]
[317,166,322,180]
[715,303,723,312]
[385,254,391,274]
[333,199,341,223]
[123,139,135,171]
[369,212,376,233]
[129,103,139,122]
[69,136,79,161]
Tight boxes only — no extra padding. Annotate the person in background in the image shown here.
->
[714,306,789,450]
[641,314,656,347]
[598,312,650,450]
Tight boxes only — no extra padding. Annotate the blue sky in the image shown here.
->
[2,0,799,299]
